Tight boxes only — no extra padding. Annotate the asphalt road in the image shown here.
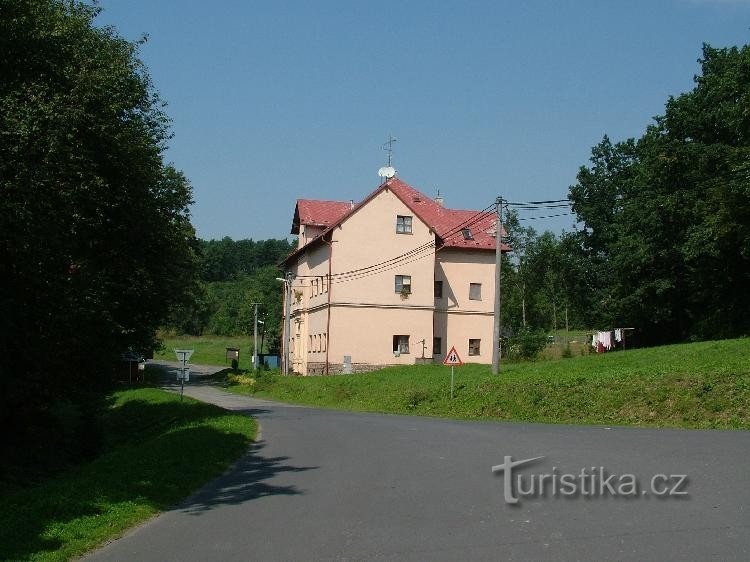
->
[86,383,749,561]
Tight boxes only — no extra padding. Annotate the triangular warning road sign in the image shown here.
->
[443,346,463,366]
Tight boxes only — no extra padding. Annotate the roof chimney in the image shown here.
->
[349,200,354,209]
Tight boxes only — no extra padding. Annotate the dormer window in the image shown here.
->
[396,215,413,234]
[462,228,473,240]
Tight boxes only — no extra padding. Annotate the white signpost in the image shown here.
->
[443,346,463,399]
[174,349,194,400]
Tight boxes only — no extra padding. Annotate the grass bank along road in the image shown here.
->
[87,384,749,561]
[0,388,255,562]
[235,338,750,429]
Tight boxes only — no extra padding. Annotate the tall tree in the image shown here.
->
[569,43,750,343]
[0,0,198,478]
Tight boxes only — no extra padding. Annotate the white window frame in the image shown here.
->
[395,275,412,294]
[393,335,410,354]
[396,215,413,234]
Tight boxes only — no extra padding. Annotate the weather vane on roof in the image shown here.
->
[378,135,397,180]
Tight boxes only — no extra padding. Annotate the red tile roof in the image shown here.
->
[386,178,508,251]
[283,177,509,265]
[291,199,352,234]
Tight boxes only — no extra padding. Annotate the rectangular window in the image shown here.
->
[395,275,412,294]
[469,339,481,356]
[322,333,327,352]
[433,337,442,355]
[462,228,474,240]
[393,335,410,354]
[434,280,443,298]
[308,335,313,353]
[396,215,413,234]
[469,282,482,300]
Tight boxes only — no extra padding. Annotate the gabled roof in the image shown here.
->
[291,199,352,234]
[282,177,509,266]
[385,178,507,251]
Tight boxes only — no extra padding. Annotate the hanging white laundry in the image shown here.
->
[592,333,598,348]
[615,329,622,342]
[599,331,612,350]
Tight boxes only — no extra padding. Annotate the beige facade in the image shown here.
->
[282,179,506,374]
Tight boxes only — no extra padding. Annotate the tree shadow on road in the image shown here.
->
[179,440,317,514]
[0,395,266,561]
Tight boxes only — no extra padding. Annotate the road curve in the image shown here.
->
[86,383,749,561]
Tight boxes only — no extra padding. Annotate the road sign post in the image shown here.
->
[174,349,194,401]
[442,346,463,399]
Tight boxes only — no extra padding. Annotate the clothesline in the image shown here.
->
[591,328,636,352]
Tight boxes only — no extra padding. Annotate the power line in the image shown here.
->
[507,199,570,206]
[517,212,575,221]
[328,201,498,284]
[510,203,572,210]
[296,201,497,282]
[330,244,437,285]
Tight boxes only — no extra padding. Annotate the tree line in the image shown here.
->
[168,237,295,352]
[503,43,750,346]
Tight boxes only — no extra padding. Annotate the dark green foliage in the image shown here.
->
[198,237,294,282]
[506,328,548,361]
[166,239,293,343]
[501,212,587,336]
[0,1,198,482]
[569,43,750,344]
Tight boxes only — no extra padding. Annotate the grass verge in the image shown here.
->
[225,338,750,429]
[0,388,255,562]
[155,335,256,369]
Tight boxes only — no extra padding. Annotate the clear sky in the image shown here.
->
[95,0,750,241]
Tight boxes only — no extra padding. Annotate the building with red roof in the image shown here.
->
[280,177,509,374]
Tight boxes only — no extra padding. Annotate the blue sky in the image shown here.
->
[95,0,750,241]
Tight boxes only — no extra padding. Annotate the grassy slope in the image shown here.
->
[229,338,750,429]
[0,388,255,562]
[155,335,255,369]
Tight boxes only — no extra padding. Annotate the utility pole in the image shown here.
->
[284,271,293,375]
[276,275,293,376]
[251,302,261,370]
[492,197,503,375]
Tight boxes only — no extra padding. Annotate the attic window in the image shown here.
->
[462,228,474,240]
[396,215,412,234]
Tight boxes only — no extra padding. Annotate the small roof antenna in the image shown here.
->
[378,135,397,179]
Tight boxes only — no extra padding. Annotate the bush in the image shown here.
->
[506,328,548,361]
[226,373,256,388]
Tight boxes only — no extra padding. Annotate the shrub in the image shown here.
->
[506,328,548,361]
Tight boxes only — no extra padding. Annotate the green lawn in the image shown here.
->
[155,334,257,369]
[0,388,255,562]
[226,337,750,429]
